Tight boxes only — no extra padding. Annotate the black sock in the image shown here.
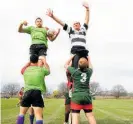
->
[65,112,70,122]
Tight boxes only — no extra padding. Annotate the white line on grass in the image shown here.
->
[96,108,131,122]
[115,109,133,115]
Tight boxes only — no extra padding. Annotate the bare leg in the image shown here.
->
[19,106,29,115]
[72,113,80,124]
[64,104,70,123]
[85,112,96,124]
[16,107,29,124]
[32,107,43,120]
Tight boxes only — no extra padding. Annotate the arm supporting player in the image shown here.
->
[64,55,75,69]
[88,56,93,70]
[39,56,50,74]
[21,62,31,74]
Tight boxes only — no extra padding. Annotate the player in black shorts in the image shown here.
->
[16,55,50,124]
[18,17,60,63]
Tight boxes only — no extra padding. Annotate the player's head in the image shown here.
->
[35,17,43,28]
[73,21,81,30]
[78,57,88,70]
[30,54,38,63]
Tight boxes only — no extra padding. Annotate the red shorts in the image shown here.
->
[71,102,92,110]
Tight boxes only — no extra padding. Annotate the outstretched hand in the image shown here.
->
[82,2,89,9]
[46,8,53,17]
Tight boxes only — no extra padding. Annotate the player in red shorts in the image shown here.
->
[65,56,96,124]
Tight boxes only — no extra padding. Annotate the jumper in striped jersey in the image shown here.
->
[63,23,88,48]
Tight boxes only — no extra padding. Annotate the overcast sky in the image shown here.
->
[1,0,133,92]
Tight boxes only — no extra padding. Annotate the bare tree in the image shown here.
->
[58,82,67,95]
[2,83,20,97]
[89,82,102,95]
[111,84,127,98]
[52,90,60,98]
[43,88,52,97]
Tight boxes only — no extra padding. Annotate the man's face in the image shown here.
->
[35,19,43,28]
[73,22,81,30]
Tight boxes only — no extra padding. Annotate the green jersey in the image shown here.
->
[23,26,48,47]
[67,67,93,93]
[23,66,50,93]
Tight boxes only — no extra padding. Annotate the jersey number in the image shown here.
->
[80,73,87,83]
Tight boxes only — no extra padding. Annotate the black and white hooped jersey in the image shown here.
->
[63,23,88,48]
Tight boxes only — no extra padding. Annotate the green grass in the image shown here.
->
[1,98,133,124]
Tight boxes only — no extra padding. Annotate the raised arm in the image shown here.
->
[21,62,31,74]
[46,9,65,27]
[83,2,90,25]
[88,56,93,69]
[18,21,28,33]
[64,55,75,69]
[39,56,50,73]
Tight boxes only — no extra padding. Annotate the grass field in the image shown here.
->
[1,98,133,124]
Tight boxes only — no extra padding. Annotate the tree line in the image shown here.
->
[1,82,133,99]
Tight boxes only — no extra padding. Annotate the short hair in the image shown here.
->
[30,54,38,63]
[73,21,81,25]
[35,17,42,22]
[78,57,88,71]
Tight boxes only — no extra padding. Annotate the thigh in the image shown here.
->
[31,90,44,108]
[72,54,80,68]
[30,44,39,55]
[32,107,43,120]
[72,113,80,124]
[19,106,29,115]
[21,91,32,107]
[38,44,47,56]
[85,112,96,124]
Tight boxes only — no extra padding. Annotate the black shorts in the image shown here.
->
[71,109,92,113]
[30,44,47,56]
[21,90,44,108]
[71,46,89,56]
[71,46,89,68]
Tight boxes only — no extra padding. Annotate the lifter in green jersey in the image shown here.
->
[65,56,96,124]
[16,54,50,124]
[18,17,60,64]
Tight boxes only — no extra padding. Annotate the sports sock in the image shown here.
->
[29,114,34,124]
[65,112,70,122]
[16,115,24,124]
[36,120,43,124]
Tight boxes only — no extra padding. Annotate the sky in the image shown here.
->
[1,0,133,92]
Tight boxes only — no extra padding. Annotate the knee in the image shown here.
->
[35,114,43,120]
